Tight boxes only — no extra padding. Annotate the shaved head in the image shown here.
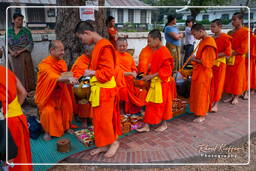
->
[49,40,64,60]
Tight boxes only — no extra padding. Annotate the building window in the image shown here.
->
[244,13,254,19]
[140,10,146,23]
[202,14,209,20]
[221,14,229,20]
[117,9,123,23]
[27,8,45,22]
[128,9,134,23]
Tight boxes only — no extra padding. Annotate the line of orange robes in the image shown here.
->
[0,66,33,171]
[190,36,217,116]
[224,27,249,95]
[210,33,232,107]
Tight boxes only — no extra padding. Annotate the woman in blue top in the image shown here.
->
[164,15,184,72]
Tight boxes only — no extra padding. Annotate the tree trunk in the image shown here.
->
[190,8,201,21]
[55,0,106,69]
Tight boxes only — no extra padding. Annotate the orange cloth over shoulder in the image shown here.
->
[144,46,174,125]
[210,33,232,106]
[0,66,33,171]
[71,53,92,118]
[138,45,154,75]
[250,34,256,89]
[35,56,73,137]
[117,51,146,114]
[190,36,217,116]
[90,38,121,147]
[224,27,248,95]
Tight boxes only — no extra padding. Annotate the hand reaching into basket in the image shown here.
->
[141,73,158,81]
[58,76,78,85]
[124,71,137,78]
[84,69,96,76]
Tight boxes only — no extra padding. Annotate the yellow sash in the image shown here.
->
[146,76,165,103]
[213,57,226,67]
[7,96,23,118]
[89,76,116,107]
[227,51,246,66]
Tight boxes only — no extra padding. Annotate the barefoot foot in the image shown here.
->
[43,133,51,141]
[210,103,218,113]
[155,122,167,132]
[242,91,248,100]
[136,124,150,132]
[193,116,205,123]
[223,96,233,103]
[90,146,108,156]
[104,141,120,158]
[231,96,239,105]
[66,129,74,134]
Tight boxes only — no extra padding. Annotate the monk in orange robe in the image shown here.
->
[251,31,256,93]
[0,66,33,171]
[190,23,217,122]
[136,29,174,132]
[209,19,232,112]
[116,38,146,114]
[106,16,118,48]
[224,12,249,104]
[71,45,93,128]
[75,21,121,158]
[138,45,154,75]
[35,40,78,141]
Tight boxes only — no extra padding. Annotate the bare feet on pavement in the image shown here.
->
[43,133,51,141]
[90,146,108,156]
[193,116,205,123]
[104,141,120,158]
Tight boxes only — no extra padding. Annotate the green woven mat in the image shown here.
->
[30,104,192,171]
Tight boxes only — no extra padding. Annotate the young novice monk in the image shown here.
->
[136,29,174,132]
[116,38,146,114]
[190,23,217,122]
[209,19,232,112]
[75,21,121,158]
[71,45,94,128]
[224,12,249,104]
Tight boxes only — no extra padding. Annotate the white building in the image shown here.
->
[0,0,152,31]
[177,0,256,24]
[105,0,152,24]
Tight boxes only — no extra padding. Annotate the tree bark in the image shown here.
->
[55,0,106,69]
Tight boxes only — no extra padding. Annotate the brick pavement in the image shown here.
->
[64,95,255,164]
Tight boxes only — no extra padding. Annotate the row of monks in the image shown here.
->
[0,12,255,170]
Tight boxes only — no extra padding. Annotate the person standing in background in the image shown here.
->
[106,16,118,48]
[164,15,184,72]
[7,13,36,92]
[183,18,195,64]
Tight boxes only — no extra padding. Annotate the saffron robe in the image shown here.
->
[138,45,154,75]
[90,39,121,147]
[143,46,174,125]
[210,33,232,106]
[224,27,248,95]
[251,34,256,89]
[117,51,146,114]
[0,66,33,171]
[190,36,217,116]
[35,56,73,137]
[71,54,92,118]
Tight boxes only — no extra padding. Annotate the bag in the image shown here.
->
[0,120,18,161]
[27,116,42,139]
[175,72,191,98]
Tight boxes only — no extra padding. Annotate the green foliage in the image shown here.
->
[197,19,210,24]
[221,19,231,25]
